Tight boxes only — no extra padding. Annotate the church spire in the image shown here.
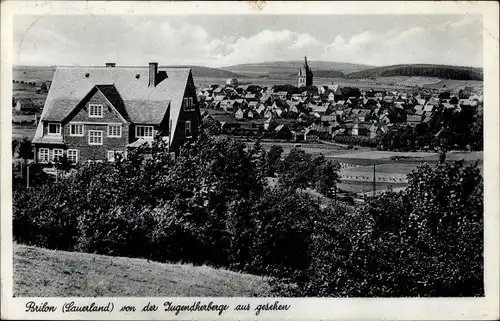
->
[298,55,313,88]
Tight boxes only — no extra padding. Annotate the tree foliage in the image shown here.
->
[13,130,483,297]
[284,160,483,297]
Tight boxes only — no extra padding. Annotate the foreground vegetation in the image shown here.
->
[14,244,271,297]
[13,124,483,297]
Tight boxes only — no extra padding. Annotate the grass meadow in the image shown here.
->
[13,244,272,297]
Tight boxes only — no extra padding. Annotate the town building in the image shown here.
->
[297,56,313,88]
[32,62,200,165]
[15,98,37,112]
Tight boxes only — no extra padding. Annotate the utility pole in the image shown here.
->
[372,163,376,197]
[333,185,337,206]
[26,163,31,189]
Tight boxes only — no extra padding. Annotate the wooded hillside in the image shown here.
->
[347,64,483,81]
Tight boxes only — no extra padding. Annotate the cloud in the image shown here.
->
[215,29,323,66]
[321,16,482,67]
[13,15,482,68]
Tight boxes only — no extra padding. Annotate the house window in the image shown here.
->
[108,124,122,137]
[107,151,115,162]
[70,123,84,136]
[107,150,125,162]
[88,104,103,118]
[48,123,61,135]
[38,148,49,163]
[67,149,79,164]
[183,97,194,109]
[136,125,154,139]
[88,130,103,145]
[52,149,63,162]
[185,121,192,137]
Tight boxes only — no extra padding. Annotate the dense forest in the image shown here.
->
[346,64,483,81]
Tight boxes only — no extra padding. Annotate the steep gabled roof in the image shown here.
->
[95,84,130,122]
[35,66,191,144]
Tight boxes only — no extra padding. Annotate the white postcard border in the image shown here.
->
[1,1,499,320]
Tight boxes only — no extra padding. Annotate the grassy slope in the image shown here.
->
[221,60,373,77]
[13,244,272,297]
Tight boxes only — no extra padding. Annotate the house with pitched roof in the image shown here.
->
[15,98,37,112]
[32,63,200,165]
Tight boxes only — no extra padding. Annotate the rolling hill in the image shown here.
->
[163,65,244,79]
[221,61,373,78]
[13,62,483,85]
[13,65,245,83]
[346,64,483,81]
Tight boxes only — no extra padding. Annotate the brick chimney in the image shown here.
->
[105,62,116,67]
[149,62,158,87]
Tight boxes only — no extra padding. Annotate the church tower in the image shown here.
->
[297,56,313,88]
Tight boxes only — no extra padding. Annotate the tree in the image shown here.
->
[248,186,320,280]
[438,91,451,99]
[54,154,73,180]
[266,145,283,177]
[291,159,483,297]
[18,138,33,179]
[314,159,341,197]
[279,148,314,190]
[341,87,361,100]
[40,82,48,92]
[402,160,483,296]
[200,117,221,136]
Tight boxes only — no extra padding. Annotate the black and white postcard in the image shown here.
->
[1,1,499,320]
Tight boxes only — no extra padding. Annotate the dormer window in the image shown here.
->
[183,97,194,110]
[89,104,103,118]
[48,123,61,135]
[136,125,154,140]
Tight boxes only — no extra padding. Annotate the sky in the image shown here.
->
[13,14,483,68]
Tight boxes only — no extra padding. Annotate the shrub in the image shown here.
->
[281,160,484,297]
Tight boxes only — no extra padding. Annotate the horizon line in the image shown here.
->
[13,61,483,70]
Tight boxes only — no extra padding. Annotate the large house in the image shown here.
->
[32,62,201,165]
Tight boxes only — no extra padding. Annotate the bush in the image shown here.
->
[278,160,484,297]
[333,135,377,147]
[13,132,483,297]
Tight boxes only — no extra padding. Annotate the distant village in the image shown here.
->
[198,57,483,146]
[11,57,483,168]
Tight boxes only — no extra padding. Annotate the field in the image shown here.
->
[13,82,48,101]
[13,66,55,85]
[338,180,408,194]
[13,244,272,297]
[12,124,37,141]
[13,65,481,92]
[258,141,365,157]
[195,76,482,91]
[374,76,483,90]
[329,150,484,194]
[257,143,482,195]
